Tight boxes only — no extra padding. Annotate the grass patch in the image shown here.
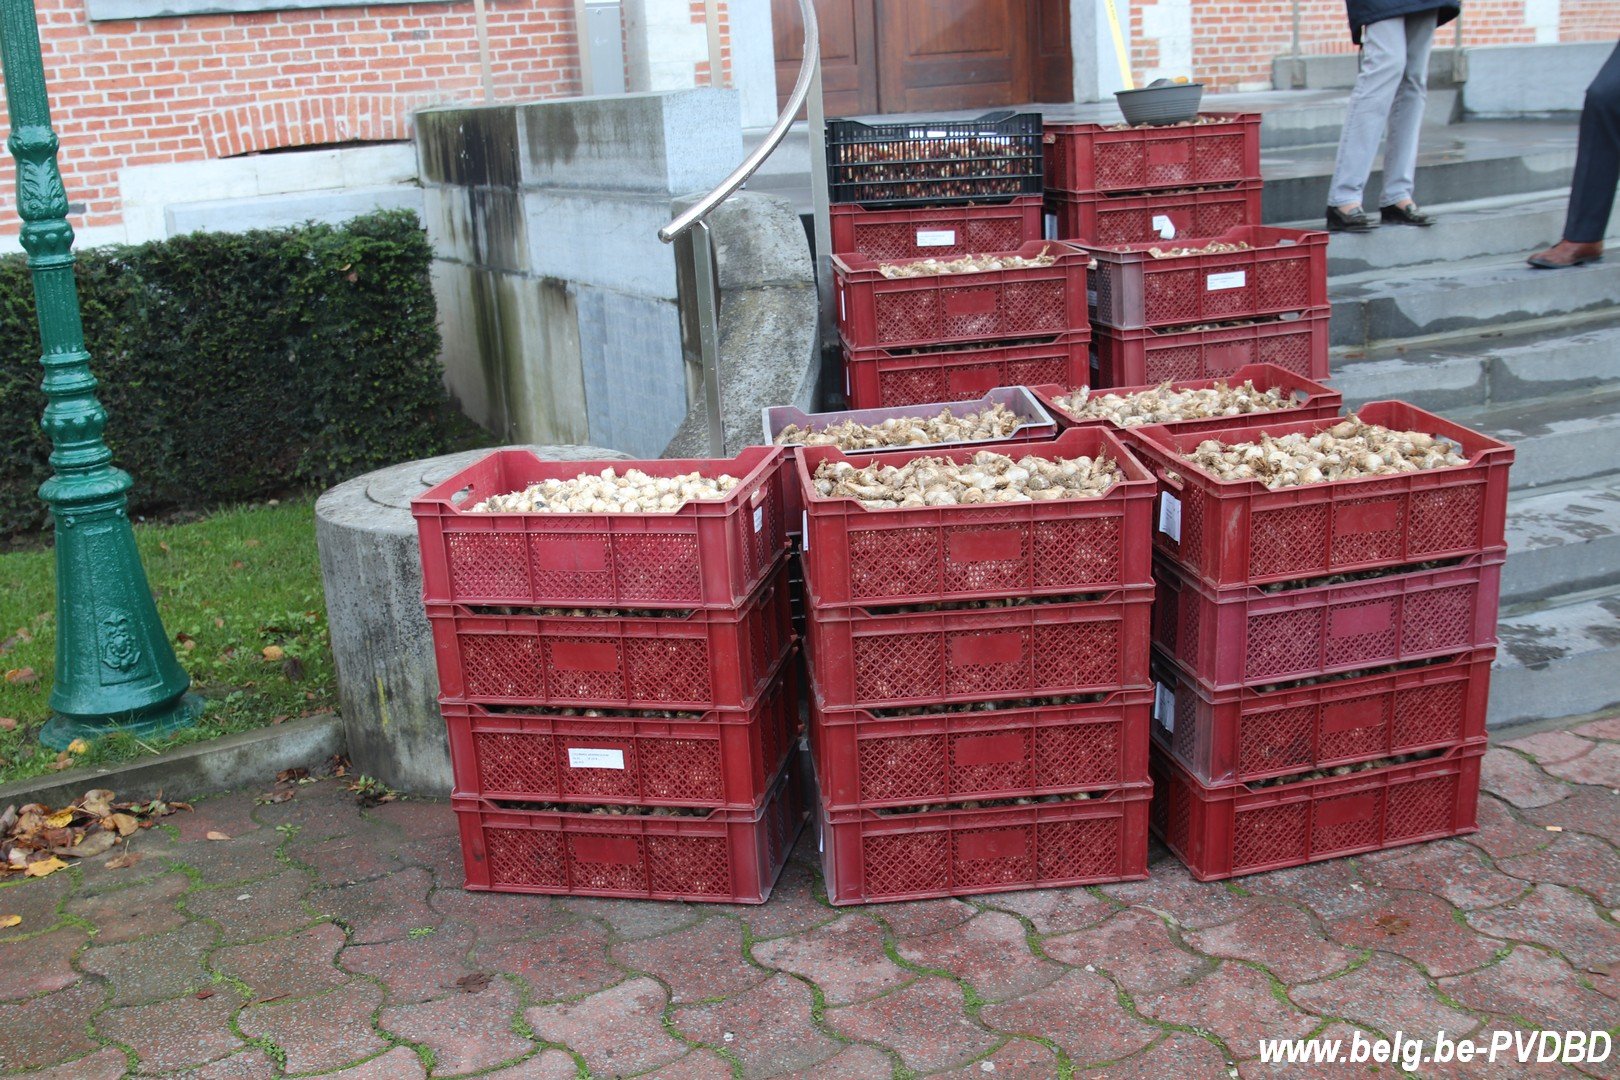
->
[0,497,334,784]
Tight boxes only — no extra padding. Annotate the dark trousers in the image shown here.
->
[1566,40,1620,243]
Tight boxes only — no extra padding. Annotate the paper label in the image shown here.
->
[801,510,810,549]
[1154,683,1176,733]
[1044,212,1058,241]
[1158,491,1183,542]
[753,506,764,533]
[839,290,846,322]
[1207,270,1247,291]
[1152,214,1176,240]
[917,229,957,248]
[1086,287,1098,309]
[567,748,625,770]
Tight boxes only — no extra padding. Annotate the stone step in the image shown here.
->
[1490,587,1620,726]
[1448,387,1620,491]
[1502,476,1620,606]
[1328,252,1620,348]
[1271,48,1460,92]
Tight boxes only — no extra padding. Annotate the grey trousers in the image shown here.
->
[1327,10,1438,209]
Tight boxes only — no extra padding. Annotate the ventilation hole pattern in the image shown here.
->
[1169,678,1199,763]
[1256,256,1310,312]
[1401,585,1476,655]
[527,534,616,605]
[1245,608,1324,682]
[947,627,1032,697]
[1038,816,1120,880]
[1007,357,1068,387]
[858,734,946,802]
[1408,484,1484,557]
[1142,267,1199,325]
[568,835,646,893]
[1312,790,1384,855]
[1035,722,1121,788]
[1232,801,1308,870]
[878,366,946,407]
[544,636,627,702]
[949,729,1034,795]
[1331,497,1407,568]
[646,834,730,896]
[462,635,545,699]
[484,827,567,889]
[863,830,949,898]
[1323,597,1400,670]
[1238,705,1316,777]
[1250,504,1330,580]
[943,524,1029,595]
[1093,142,1146,190]
[622,638,710,704]
[1391,680,1465,750]
[474,732,560,794]
[1035,518,1120,590]
[1142,343,1202,382]
[1034,620,1119,691]
[873,289,937,346]
[953,826,1035,888]
[1385,774,1457,840]
[610,534,702,604]
[1196,134,1247,182]
[1317,695,1391,764]
[1178,487,1208,571]
[639,738,723,803]
[1255,328,1314,375]
[854,631,939,702]
[447,533,530,600]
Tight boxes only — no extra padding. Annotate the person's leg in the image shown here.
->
[1378,9,1438,209]
[1564,41,1620,243]
[1326,17,1407,212]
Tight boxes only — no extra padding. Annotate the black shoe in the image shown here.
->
[1326,205,1377,232]
[1380,202,1435,227]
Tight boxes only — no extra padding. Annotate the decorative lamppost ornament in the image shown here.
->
[0,0,199,748]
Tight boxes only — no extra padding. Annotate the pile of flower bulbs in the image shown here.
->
[872,791,1097,816]
[1184,416,1466,490]
[470,468,740,513]
[1145,239,1252,259]
[775,402,1024,450]
[812,448,1120,509]
[1103,114,1225,132]
[1055,378,1301,427]
[878,247,1057,279]
[1248,750,1442,789]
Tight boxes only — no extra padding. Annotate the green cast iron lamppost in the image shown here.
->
[0,1,200,748]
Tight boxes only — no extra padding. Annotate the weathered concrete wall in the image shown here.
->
[416,90,743,459]
[1462,43,1614,117]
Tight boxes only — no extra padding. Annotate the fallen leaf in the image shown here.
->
[66,830,117,859]
[0,717,15,731]
[275,768,309,784]
[213,618,225,629]
[107,813,139,837]
[262,645,285,662]
[455,972,491,994]
[246,993,288,1007]
[0,914,20,928]
[1588,962,1617,978]
[158,541,171,553]
[269,715,289,726]
[255,790,294,805]
[66,739,90,755]
[105,852,142,870]
[4,667,38,685]
[44,809,75,829]
[25,856,67,878]
[230,561,245,571]
[205,831,231,842]
[1373,914,1410,936]
[1545,825,1564,832]
[195,988,215,1000]
[48,753,72,771]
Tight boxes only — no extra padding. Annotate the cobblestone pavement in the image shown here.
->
[1,718,1617,1079]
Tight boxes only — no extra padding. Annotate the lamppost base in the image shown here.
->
[40,692,206,751]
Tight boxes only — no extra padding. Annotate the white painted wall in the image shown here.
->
[622,0,710,92]
[728,0,779,128]
[1072,0,1133,102]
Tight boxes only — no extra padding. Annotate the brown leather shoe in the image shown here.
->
[1528,239,1604,268]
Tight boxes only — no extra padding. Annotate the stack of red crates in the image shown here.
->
[411,447,804,903]
[824,111,1092,409]
[1124,403,1515,880]
[797,427,1159,904]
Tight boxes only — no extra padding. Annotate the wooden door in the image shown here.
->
[1031,0,1074,103]
[774,0,878,116]
[875,1,1032,113]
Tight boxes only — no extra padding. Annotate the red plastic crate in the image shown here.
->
[844,332,1091,410]
[830,197,1043,260]
[804,577,1154,710]
[1129,401,1516,589]
[1029,363,1342,442]
[797,426,1155,608]
[1044,113,1261,196]
[1151,647,1494,786]
[429,559,793,710]
[443,651,800,809]
[1084,226,1329,331]
[412,446,789,610]
[811,686,1151,811]
[820,784,1151,904]
[455,757,807,902]
[1153,553,1504,693]
[1150,743,1484,881]
[1090,312,1331,387]
[834,241,1089,351]
[1045,182,1261,246]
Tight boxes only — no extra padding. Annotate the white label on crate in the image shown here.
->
[1207,270,1247,291]
[801,510,810,550]
[1154,682,1176,733]
[1087,287,1098,308]
[1152,214,1176,240]
[567,748,625,770]
[1044,212,1058,241]
[925,129,949,138]
[917,228,957,248]
[1158,491,1183,542]
[754,506,764,533]
[839,290,846,322]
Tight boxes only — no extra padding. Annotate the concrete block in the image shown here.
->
[415,105,522,188]
[338,144,419,187]
[524,189,680,299]
[516,89,742,196]
[164,186,424,238]
[1463,43,1613,116]
[498,274,592,447]
[254,148,345,194]
[421,184,529,273]
[576,286,688,458]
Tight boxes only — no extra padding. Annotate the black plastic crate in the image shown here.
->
[826,111,1044,207]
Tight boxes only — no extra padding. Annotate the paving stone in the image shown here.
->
[0,873,72,941]
[212,922,348,998]
[251,778,368,837]
[611,916,767,1004]
[173,794,262,843]
[1186,901,1359,984]
[479,1049,580,1079]
[379,977,531,1075]
[1290,953,1478,1037]
[1357,840,1529,911]
[556,894,697,943]
[237,982,389,1074]
[1467,884,1620,969]
[1574,716,1620,740]
[720,856,837,941]
[1082,1032,1235,1080]
[177,1049,281,1080]
[12,1047,130,1080]
[65,871,191,946]
[97,987,246,1072]
[1465,794,1557,860]
[525,976,689,1078]
[1523,788,1620,846]
[182,870,318,945]
[321,1046,429,1080]
[0,982,106,1072]
[824,975,997,1073]
[0,925,87,1000]
[339,924,479,1004]
[1326,891,1503,977]
[365,798,460,840]
[774,1043,894,1079]
[1136,961,1317,1061]
[1041,907,1208,994]
[289,823,423,888]
[314,865,439,944]
[1237,857,1368,917]
[870,896,976,938]
[1438,945,1615,1031]
[674,972,842,1078]
[1480,748,1572,809]
[1498,830,1620,907]
[1540,741,1620,788]
[70,833,183,897]
[80,921,215,1006]
[1236,1022,1381,1078]
[896,910,1062,1002]
[929,1038,1063,1078]
[1501,730,1599,764]
[750,912,910,1005]
[979,968,1158,1067]
[1099,855,1259,930]
[977,885,1118,934]
[652,1049,740,1079]
[427,887,574,948]
[477,919,623,1003]
[1417,1028,1576,1080]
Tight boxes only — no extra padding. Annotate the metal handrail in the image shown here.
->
[660,0,819,242]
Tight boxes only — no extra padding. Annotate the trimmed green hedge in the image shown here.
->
[0,209,452,535]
